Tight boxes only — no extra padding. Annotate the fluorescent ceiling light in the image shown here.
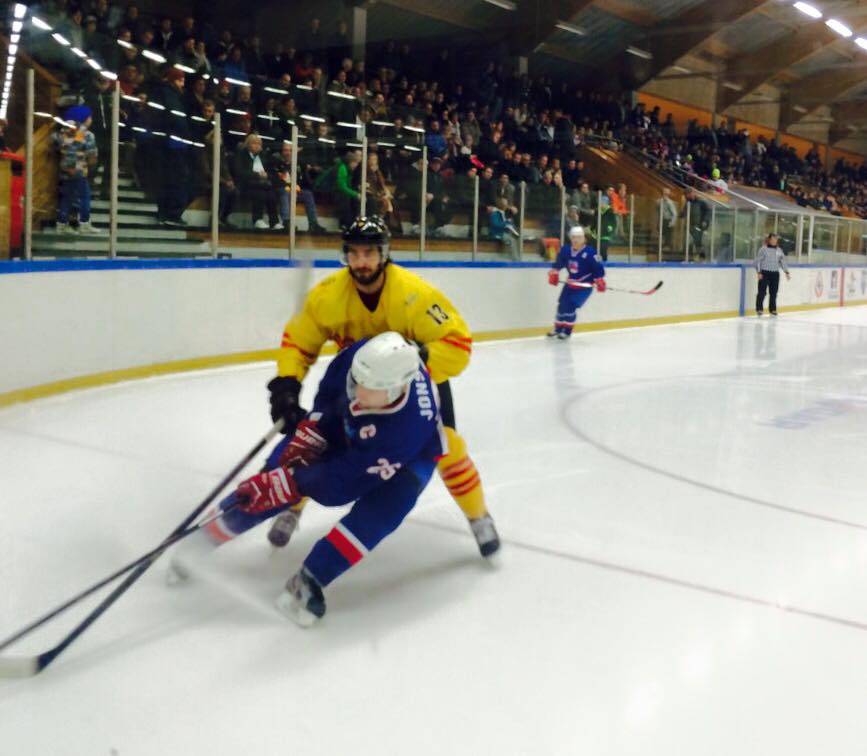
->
[372,120,394,127]
[855,37,867,51]
[337,121,359,129]
[14,4,27,19]
[723,80,743,91]
[264,86,288,94]
[327,90,355,100]
[555,21,585,36]
[11,33,20,44]
[482,0,517,9]
[86,58,101,70]
[671,65,692,74]
[301,114,326,123]
[142,50,166,62]
[792,104,808,113]
[225,108,248,115]
[146,101,165,110]
[8,44,18,56]
[223,77,249,86]
[174,64,195,73]
[170,109,186,117]
[51,32,70,46]
[793,2,822,19]
[626,46,652,60]
[826,19,852,37]
[31,15,51,30]
[404,125,425,133]
[71,47,87,58]
[117,39,134,49]
[12,20,23,32]
[99,70,117,80]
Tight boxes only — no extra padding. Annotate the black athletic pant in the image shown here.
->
[756,270,780,313]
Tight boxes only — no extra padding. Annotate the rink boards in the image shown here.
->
[1,259,866,402]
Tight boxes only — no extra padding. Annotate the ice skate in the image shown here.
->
[267,508,301,547]
[275,568,326,627]
[469,514,501,558]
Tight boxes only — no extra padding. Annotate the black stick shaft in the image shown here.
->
[0,421,282,667]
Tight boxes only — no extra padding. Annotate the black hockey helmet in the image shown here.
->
[342,215,390,260]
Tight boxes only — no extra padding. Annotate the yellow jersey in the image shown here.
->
[278,264,472,384]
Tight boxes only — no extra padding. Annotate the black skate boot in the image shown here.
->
[469,514,501,558]
[276,568,326,627]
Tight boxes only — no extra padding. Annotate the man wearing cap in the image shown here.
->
[53,105,101,235]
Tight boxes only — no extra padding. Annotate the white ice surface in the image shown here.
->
[3,308,867,755]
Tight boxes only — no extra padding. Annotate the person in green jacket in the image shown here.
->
[335,150,362,229]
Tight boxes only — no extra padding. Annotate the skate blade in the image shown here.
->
[274,591,319,628]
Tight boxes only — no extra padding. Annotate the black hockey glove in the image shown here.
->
[267,376,306,433]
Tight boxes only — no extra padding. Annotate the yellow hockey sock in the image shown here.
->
[437,427,488,520]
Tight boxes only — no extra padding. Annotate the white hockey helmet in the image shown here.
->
[568,225,585,240]
[350,332,421,402]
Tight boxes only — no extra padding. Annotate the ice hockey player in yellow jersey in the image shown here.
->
[266,216,499,557]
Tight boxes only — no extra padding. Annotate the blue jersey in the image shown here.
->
[553,243,605,288]
[292,340,447,507]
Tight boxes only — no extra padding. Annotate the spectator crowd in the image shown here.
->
[27,0,867,245]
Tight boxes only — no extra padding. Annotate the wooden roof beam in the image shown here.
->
[631,0,769,89]
[716,16,865,111]
[780,62,867,129]
[511,0,595,55]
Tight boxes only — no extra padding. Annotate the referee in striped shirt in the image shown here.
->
[756,233,790,316]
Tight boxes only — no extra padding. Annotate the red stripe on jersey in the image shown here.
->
[441,337,472,354]
[326,527,364,565]
[442,459,473,481]
[441,457,472,477]
[449,473,481,497]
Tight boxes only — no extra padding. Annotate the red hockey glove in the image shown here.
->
[279,419,327,468]
[595,278,607,293]
[548,270,560,286]
[237,467,301,514]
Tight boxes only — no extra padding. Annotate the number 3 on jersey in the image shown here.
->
[426,303,450,325]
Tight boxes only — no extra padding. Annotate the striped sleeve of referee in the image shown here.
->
[756,246,788,273]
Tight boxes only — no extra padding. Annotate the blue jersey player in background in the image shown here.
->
[169,332,447,626]
[547,226,606,340]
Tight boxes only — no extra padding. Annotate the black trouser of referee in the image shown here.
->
[756,270,780,314]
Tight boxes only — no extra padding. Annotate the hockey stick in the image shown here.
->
[0,420,284,678]
[560,278,664,296]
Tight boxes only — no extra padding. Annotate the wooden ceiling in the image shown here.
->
[370,0,867,138]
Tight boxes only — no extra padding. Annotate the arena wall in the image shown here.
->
[1,260,865,404]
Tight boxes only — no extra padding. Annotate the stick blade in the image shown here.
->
[0,654,41,678]
[653,280,664,292]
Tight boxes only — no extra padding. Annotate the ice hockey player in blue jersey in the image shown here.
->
[546,226,606,339]
[168,332,447,626]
